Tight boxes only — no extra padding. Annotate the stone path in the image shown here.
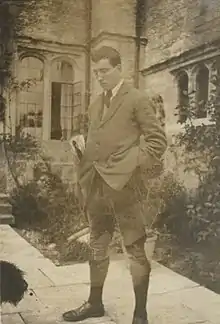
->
[1,224,220,324]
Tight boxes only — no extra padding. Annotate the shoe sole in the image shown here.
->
[63,311,105,322]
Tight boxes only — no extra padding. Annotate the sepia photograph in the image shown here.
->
[0,0,220,323]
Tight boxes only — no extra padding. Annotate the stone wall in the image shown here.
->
[91,0,136,38]
[20,0,87,45]
[140,0,220,188]
[144,0,220,69]
[142,0,220,126]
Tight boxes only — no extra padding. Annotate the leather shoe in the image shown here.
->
[132,316,149,324]
[62,301,105,322]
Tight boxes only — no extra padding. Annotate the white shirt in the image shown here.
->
[109,78,124,100]
[102,79,124,120]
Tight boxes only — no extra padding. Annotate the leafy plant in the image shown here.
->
[145,172,188,237]
[9,180,47,228]
[170,65,220,245]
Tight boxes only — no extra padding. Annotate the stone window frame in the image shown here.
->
[16,51,83,141]
[16,52,45,139]
[173,60,216,128]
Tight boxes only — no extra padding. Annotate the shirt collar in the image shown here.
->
[105,79,124,100]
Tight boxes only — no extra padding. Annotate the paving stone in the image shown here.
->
[41,259,160,288]
[148,290,211,324]
[0,255,54,277]
[1,233,28,249]
[1,225,219,324]
[26,268,54,289]
[104,260,199,302]
[0,225,24,241]
[1,241,43,259]
[1,313,25,324]
[41,260,131,287]
[103,264,212,324]
[21,308,114,324]
[105,287,210,324]
[9,257,55,272]
[174,286,220,324]
[40,262,90,286]
[32,284,89,309]
[33,258,56,270]
[1,228,43,260]
[22,285,114,323]
[0,260,54,290]
[148,263,199,295]
[1,289,46,315]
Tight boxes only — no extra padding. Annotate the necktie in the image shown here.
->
[104,89,113,108]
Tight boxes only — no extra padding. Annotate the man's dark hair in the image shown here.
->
[91,46,121,67]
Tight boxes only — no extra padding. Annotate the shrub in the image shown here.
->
[9,181,47,229]
[183,168,220,245]
[167,64,220,247]
[139,171,188,236]
[153,169,220,246]
[9,158,87,246]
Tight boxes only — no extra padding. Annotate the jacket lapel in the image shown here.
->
[98,81,130,128]
[91,94,104,127]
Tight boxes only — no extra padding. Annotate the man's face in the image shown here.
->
[93,58,121,91]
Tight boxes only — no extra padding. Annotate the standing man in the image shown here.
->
[63,46,167,324]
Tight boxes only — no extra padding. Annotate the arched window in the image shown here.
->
[51,60,73,82]
[177,71,189,107]
[18,56,44,138]
[50,59,82,140]
[195,64,209,118]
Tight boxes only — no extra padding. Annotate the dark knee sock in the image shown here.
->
[88,286,104,305]
[88,257,110,305]
[126,237,151,319]
[133,275,150,319]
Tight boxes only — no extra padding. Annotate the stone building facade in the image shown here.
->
[4,0,220,186]
[143,0,220,135]
[7,0,145,145]
[141,0,220,186]
[4,0,145,186]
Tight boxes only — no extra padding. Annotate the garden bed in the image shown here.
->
[154,235,220,295]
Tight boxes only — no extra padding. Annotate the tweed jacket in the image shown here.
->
[77,81,167,198]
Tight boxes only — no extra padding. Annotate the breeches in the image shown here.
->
[86,172,148,261]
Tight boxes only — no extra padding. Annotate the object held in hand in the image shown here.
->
[69,134,85,163]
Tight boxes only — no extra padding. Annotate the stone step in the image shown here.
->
[0,203,12,214]
[0,214,15,225]
[0,193,9,204]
